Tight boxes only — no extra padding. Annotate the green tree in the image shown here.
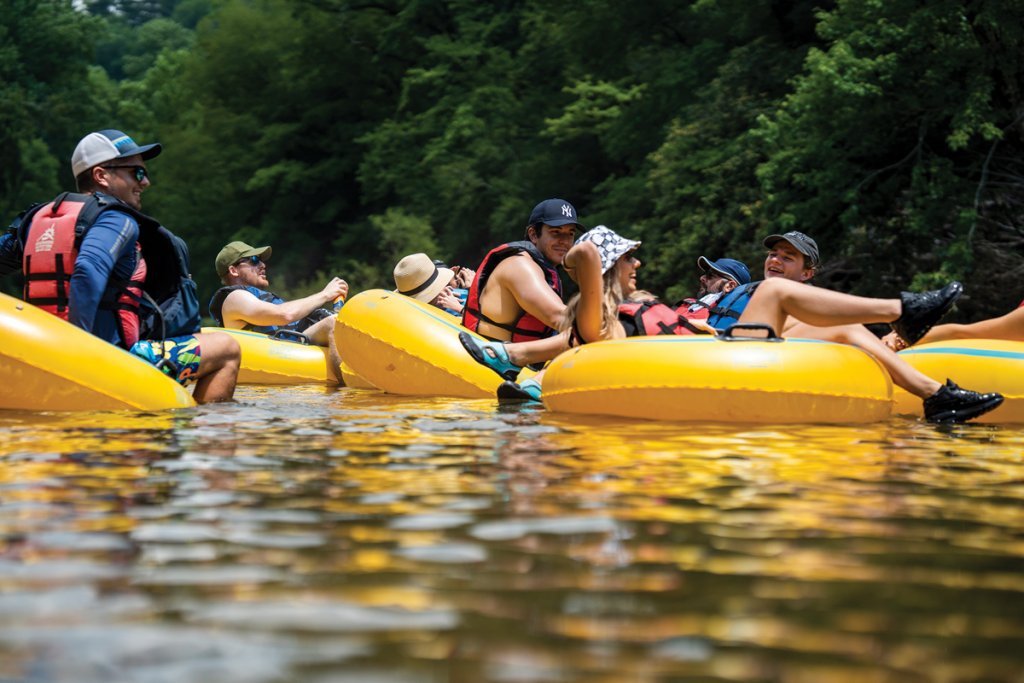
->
[0,0,109,220]
[754,0,1024,316]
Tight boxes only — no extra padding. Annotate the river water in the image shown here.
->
[1,385,1022,682]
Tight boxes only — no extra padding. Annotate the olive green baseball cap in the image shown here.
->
[215,241,272,279]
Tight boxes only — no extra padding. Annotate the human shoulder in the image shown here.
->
[89,204,141,234]
[493,250,544,278]
[223,286,261,307]
[78,209,140,258]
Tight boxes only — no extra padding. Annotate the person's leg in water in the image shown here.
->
[190,331,241,403]
[304,316,344,384]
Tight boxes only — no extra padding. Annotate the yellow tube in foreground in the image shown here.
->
[1,293,195,412]
[542,335,893,424]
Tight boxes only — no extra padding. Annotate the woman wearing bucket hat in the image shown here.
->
[463,225,1003,422]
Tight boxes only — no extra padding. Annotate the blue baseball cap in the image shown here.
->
[697,256,751,285]
[528,198,584,229]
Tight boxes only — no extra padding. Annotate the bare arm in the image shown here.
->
[221,278,347,328]
[562,241,615,343]
[497,254,566,329]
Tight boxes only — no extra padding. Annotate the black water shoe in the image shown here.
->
[891,281,963,346]
[922,379,1004,423]
[496,379,542,402]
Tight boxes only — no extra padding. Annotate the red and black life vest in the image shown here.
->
[618,300,711,337]
[676,297,713,322]
[21,192,147,346]
[462,240,563,342]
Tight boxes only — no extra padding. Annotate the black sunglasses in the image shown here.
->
[233,255,263,267]
[102,165,149,183]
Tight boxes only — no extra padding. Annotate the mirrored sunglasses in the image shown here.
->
[102,165,149,183]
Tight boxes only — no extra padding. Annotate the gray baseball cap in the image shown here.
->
[763,231,820,268]
[71,129,162,177]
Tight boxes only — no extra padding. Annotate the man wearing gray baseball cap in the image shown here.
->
[0,129,240,403]
[704,229,1002,422]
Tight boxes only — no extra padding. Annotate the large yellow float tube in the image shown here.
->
[893,340,1024,423]
[339,360,376,389]
[542,333,894,424]
[335,289,502,398]
[0,293,196,411]
[201,326,338,385]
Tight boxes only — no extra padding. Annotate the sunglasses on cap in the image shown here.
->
[102,165,149,183]
[233,255,264,267]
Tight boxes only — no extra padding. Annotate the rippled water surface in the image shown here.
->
[1,385,1023,682]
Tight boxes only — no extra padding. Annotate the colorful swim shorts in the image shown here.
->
[129,335,202,386]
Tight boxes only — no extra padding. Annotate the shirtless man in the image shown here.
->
[461,198,582,342]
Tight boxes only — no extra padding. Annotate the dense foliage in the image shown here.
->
[2,0,1022,318]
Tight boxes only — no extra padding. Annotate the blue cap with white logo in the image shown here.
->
[528,198,584,229]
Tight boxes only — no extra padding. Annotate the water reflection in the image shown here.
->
[0,385,1022,682]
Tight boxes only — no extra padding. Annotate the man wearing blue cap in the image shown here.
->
[0,129,240,403]
[462,198,582,343]
[678,256,751,319]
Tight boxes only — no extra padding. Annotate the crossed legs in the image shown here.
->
[738,278,944,398]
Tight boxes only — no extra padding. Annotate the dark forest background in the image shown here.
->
[2,0,1022,318]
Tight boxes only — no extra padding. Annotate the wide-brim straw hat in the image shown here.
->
[393,253,454,303]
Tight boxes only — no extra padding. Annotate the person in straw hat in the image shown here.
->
[393,253,473,315]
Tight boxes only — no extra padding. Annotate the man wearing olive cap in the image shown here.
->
[209,240,348,383]
[0,129,240,403]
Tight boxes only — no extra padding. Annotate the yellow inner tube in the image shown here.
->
[202,326,338,385]
[893,339,1024,423]
[543,335,893,424]
[335,289,503,398]
[1,293,195,412]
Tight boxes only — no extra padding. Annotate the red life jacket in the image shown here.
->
[462,240,563,342]
[618,300,711,337]
[21,192,147,347]
[676,298,711,321]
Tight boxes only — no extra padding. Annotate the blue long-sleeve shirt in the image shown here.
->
[68,210,140,345]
